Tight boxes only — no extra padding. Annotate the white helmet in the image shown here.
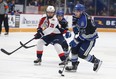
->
[46,6,55,12]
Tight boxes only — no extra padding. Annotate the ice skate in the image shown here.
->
[34,58,42,65]
[65,61,80,72]
[93,59,102,72]
[4,32,8,35]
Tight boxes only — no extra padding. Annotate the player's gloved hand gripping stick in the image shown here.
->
[19,28,44,49]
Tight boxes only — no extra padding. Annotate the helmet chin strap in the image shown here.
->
[47,16,53,19]
[46,13,55,19]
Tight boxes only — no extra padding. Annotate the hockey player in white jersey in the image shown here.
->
[34,6,66,65]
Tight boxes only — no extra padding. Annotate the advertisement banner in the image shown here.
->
[8,15,15,27]
[19,14,72,28]
[94,16,116,28]
[20,14,43,28]
[11,14,116,29]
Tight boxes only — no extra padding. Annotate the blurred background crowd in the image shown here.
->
[4,0,116,16]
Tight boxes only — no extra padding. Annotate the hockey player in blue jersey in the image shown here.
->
[65,4,102,72]
[56,10,71,65]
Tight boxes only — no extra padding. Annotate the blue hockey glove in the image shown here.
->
[65,32,71,38]
[69,39,78,47]
[73,26,79,34]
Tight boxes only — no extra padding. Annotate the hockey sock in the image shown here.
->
[85,54,96,63]
[59,53,66,61]
[37,51,43,59]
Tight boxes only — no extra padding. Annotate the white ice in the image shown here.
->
[0,32,116,79]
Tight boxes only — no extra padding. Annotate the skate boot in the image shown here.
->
[4,32,8,35]
[93,58,102,72]
[34,58,42,65]
[65,61,80,72]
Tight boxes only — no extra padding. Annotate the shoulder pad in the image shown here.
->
[62,18,68,23]
[42,14,47,17]
[84,13,91,19]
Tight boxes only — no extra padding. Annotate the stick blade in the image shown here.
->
[20,41,36,49]
[20,41,28,48]
[1,48,11,55]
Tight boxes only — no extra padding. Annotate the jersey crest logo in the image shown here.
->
[81,21,84,27]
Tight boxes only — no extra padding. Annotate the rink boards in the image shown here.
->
[2,14,116,32]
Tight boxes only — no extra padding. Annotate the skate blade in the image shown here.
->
[65,69,77,72]
[95,61,103,72]
[34,62,41,66]
[59,65,64,68]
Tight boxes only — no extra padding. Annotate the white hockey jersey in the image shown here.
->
[38,14,61,36]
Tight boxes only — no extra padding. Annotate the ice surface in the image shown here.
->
[0,32,116,79]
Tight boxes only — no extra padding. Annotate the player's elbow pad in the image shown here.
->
[75,37,84,42]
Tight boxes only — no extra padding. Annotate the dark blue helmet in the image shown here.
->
[74,4,85,12]
[56,10,64,17]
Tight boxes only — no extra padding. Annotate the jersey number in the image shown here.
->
[50,24,54,28]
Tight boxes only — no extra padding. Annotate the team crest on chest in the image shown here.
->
[81,21,84,27]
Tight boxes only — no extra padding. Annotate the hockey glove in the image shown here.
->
[34,29,44,39]
[65,32,71,38]
[58,28,66,34]
[69,39,79,47]
[73,26,79,34]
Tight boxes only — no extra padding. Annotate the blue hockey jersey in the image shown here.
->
[72,13,98,41]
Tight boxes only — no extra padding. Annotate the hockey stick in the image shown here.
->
[20,41,36,49]
[58,48,71,76]
[58,34,76,76]
[1,37,35,55]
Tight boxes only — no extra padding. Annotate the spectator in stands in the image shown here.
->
[13,0,116,16]
[87,5,94,15]
[29,0,35,6]
[29,0,40,6]
[7,0,15,15]
[67,1,75,14]
[45,0,55,6]
[38,0,42,13]
[100,7,107,16]
[0,0,9,35]
[109,6,116,16]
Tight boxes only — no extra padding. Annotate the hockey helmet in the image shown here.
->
[74,4,85,12]
[56,10,64,17]
[46,6,55,12]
